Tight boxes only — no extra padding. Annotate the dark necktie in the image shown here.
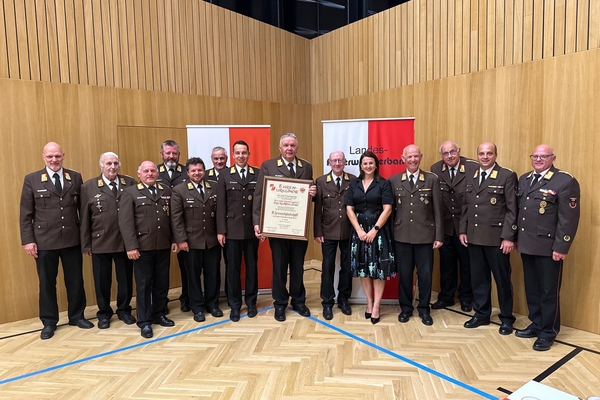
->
[531,173,541,187]
[409,174,415,189]
[479,171,487,187]
[198,185,204,199]
[168,168,174,179]
[336,177,341,190]
[240,168,246,182]
[53,173,62,194]
[149,186,156,199]
[449,167,455,181]
[110,181,117,196]
[288,162,295,178]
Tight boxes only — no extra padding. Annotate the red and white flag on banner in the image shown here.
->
[322,117,415,300]
[186,125,272,290]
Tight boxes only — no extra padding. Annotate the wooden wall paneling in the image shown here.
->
[259,22,270,102]
[132,0,145,90]
[470,0,479,72]
[116,0,130,89]
[124,0,136,88]
[590,0,600,49]
[394,6,402,87]
[92,0,106,86]
[513,0,524,64]
[156,0,168,92]
[366,16,374,93]
[461,0,470,74]
[3,0,19,79]
[477,0,487,71]
[108,0,121,88]
[440,0,448,78]
[427,0,435,81]
[400,3,408,86]
[229,10,239,99]
[554,0,566,55]
[209,5,221,97]
[419,0,427,82]
[407,0,414,84]
[522,0,533,62]
[24,0,40,81]
[0,0,9,79]
[189,0,201,96]
[236,13,247,100]
[576,0,589,51]
[171,0,183,94]
[454,0,463,75]
[494,0,504,67]
[388,9,396,88]
[148,0,161,92]
[564,0,577,53]
[101,0,115,87]
[542,0,555,58]
[162,0,174,93]
[63,0,79,84]
[504,0,514,66]
[35,0,51,81]
[52,0,69,82]
[445,0,454,78]
[532,0,544,60]
[382,11,390,91]
[140,0,153,91]
[487,0,496,69]
[73,0,87,86]
[45,0,62,82]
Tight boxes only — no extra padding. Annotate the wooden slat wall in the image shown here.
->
[0,0,310,105]
[310,0,600,104]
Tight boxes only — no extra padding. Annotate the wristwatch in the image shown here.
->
[373,225,380,231]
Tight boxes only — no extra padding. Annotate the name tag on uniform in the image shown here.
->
[37,189,48,192]
[137,196,147,199]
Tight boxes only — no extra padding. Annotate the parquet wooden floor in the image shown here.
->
[0,261,599,399]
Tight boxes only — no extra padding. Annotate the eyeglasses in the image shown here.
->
[441,149,458,157]
[329,159,345,164]
[529,154,554,160]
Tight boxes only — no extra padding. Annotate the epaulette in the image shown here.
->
[137,183,144,189]
[559,170,574,178]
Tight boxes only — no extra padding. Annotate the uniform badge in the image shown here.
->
[97,179,104,187]
[424,199,429,205]
[120,177,126,185]
[398,198,402,205]
[297,159,303,167]
[41,173,48,182]
[95,194,101,198]
[187,182,194,190]
[137,183,144,189]
[511,224,517,231]
[564,235,571,242]
[490,198,497,205]
[159,165,165,172]
[248,195,252,201]
[539,208,545,215]
[539,200,547,208]
[205,182,211,188]
[176,165,182,172]
[326,175,331,182]
[569,197,578,209]
[459,164,465,173]
[209,169,214,176]
[490,170,498,179]
[64,172,71,180]
[277,159,283,167]
[211,212,215,217]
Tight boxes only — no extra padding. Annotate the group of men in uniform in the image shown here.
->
[20,137,580,351]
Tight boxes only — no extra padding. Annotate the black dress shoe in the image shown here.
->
[533,338,554,351]
[338,302,352,315]
[398,311,411,323]
[230,309,240,322]
[118,314,137,325]
[364,312,371,319]
[194,311,206,322]
[180,302,191,312]
[419,313,433,326]
[98,319,110,329]
[40,325,56,340]
[247,305,258,318]
[292,304,311,317]
[499,322,513,335]
[515,327,537,338]
[208,308,224,318]
[371,316,380,325]
[463,316,490,329]
[431,300,454,309]
[154,315,175,327]
[323,306,333,320]
[141,325,153,339]
[274,307,286,322]
[70,318,94,329]
[460,302,473,312]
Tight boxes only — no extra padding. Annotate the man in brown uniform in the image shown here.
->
[252,133,317,322]
[171,157,223,323]
[430,141,476,312]
[460,142,517,335]
[217,141,260,322]
[515,145,580,351]
[80,152,137,329]
[314,150,356,320]
[156,140,189,312]
[119,161,176,338]
[390,145,443,326]
[20,142,93,340]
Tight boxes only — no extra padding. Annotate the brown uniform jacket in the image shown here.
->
[517,166,580,256]
[20,168,83,251]
[80,174,137,254]
[156,163,187,188]
[430,157,478,236]
[252,157,314,226]
[389,171,444,244]
[205,167,227,186]
[313,171,356,241]
[460,163,518,246]
[171,180,219,249]
[216,165,258,240]
[118,183,173,251]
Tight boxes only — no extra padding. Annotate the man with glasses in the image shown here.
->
[430,141,476,312]
[515,145,580,351]
[314,151,356,320]
[459,142,517,336]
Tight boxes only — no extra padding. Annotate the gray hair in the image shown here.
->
[99,152,120,167]
[211,146,228,155]
[279,133,298,146]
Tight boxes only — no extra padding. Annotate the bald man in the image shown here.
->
[515,145,580,351]
[20,142,93,340]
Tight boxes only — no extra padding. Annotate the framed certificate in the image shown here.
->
[259,176,312,240]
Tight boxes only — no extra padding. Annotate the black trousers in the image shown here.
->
[185,246,221,313]
[395,241,433,315]
[437,231,473,304]
[133,249,170,328]
[176,251,188,304]
[225,238,259,310]
[36,245,86,326]
[92,252,133,319]
[269,238,308,308]
[320,239,352,306]
[521,253,563,340]
[468,244,515,324]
